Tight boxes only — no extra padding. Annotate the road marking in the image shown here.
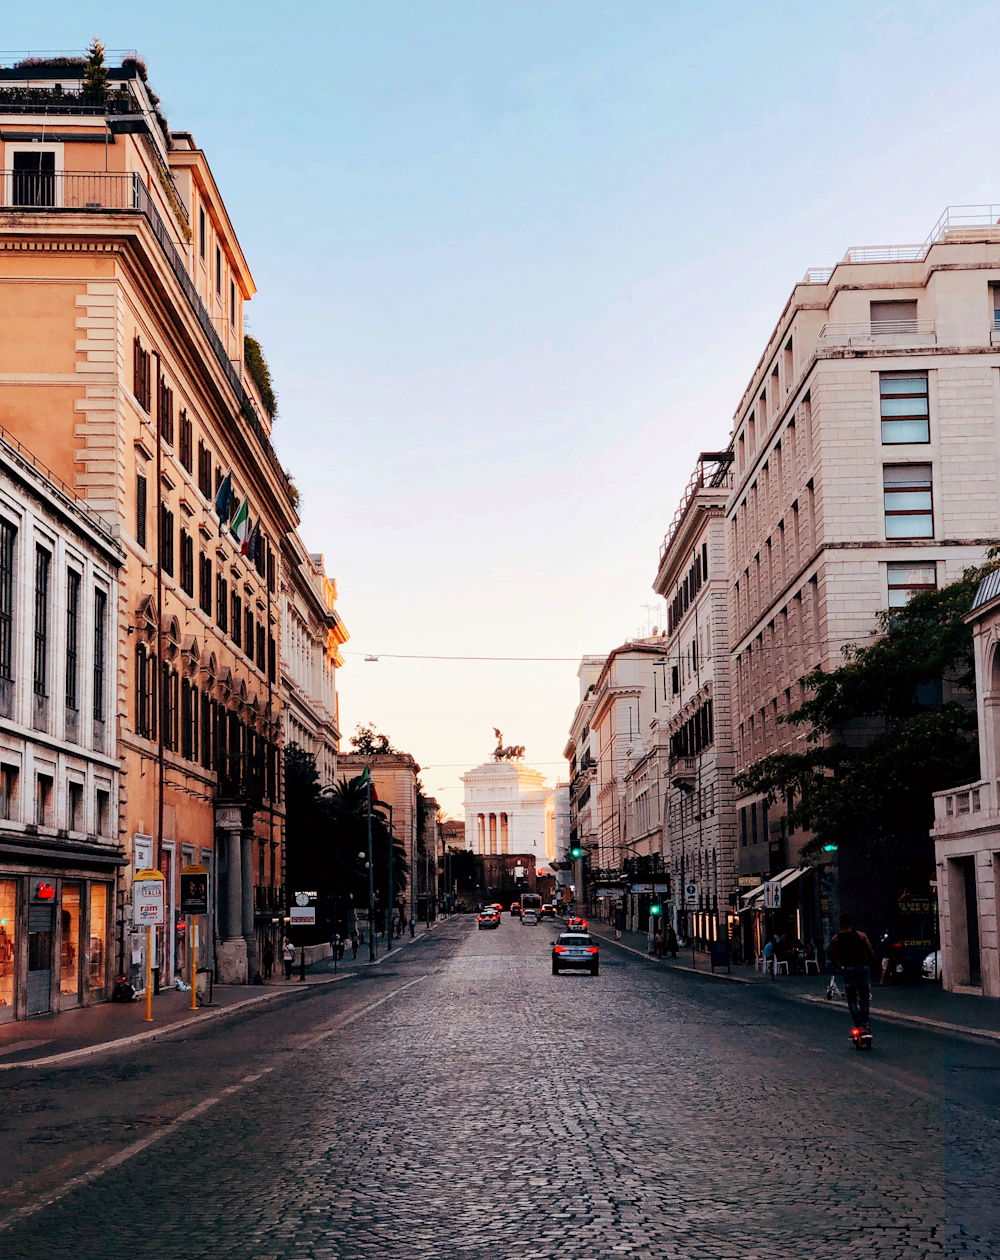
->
[298,975,429,1048]
[0,976,347,1073]
[0,1068,273,1232]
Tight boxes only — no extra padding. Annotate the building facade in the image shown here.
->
[337,752,421,925]
[728,206,1000,954]
[564,656,604,907]
[651,455,737,949]
[0,54,300,988]
[461,758,555,874]
[0,428,125,1021]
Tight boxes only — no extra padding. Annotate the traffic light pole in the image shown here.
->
[366,778,376,962]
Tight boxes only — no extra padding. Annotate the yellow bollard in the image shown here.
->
[190,916,197,1010]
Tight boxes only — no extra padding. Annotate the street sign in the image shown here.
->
[654,883,670,894]
[631,883,653,893]
[180,864,208,914]
[763,879,782,909]
[133,869,165,925]
[290,906,316,925]
[684,881,698,908]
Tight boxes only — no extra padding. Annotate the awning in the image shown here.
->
[738,867,812,910]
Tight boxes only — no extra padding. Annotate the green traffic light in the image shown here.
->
[650,904,661,916]
[570,846,584,859]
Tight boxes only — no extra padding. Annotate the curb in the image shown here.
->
[594,929,748,983]
[798,993,1000,1043]
[0,974,348,1072]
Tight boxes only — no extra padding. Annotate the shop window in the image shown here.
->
[89,884,108,998]
[0,765,17,821]
[880,375,929,444]
[96,787,110,837]
[36,773,53,827]
[61,882,81,1001]
[884,464,933,538]
[887,562,937,608]
[68,781,83,832]
[0,880,14,1019]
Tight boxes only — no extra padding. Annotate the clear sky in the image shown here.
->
[8,2,1000,817]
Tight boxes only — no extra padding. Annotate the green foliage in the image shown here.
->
[243,335,277,418]
[83,37,109,99]
[350,723,397,756]
[734,557,998,862]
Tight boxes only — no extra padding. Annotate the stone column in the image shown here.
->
[241,830,258,977]
[215,807,248,984]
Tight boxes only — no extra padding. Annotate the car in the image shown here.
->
[477,912,500,930]
[540,904,556,919]
[567,915,587,931]
[922,949,941,980]
[521,910,539,925]
[509,902,522,917]
[552,932,599,976]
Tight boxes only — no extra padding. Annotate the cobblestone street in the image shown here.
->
[1,915,996,1259]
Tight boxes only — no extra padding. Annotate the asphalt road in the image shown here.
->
[0,914,996,1259]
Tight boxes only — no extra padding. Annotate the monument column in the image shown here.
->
[215,805,248,983]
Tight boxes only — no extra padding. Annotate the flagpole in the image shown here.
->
[366,775,376,962]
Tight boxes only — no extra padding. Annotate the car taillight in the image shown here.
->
[586,947,598,954]
[554,946,566,953]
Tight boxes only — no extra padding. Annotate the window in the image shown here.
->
[135,644,157,739]
[268,633,276,683]
[0,765,18,820]
[65,570,80,709]
[232,591,242,647]
[136,471,147,550]
[0,521,14,680]
[180,531,194,597]
[199,554,212,615]
[181,679,197,761]
[160,506,174,576]
[256,624,266,672]
[216,575,228,632]
[884,464,933,538]
[197,441,212,499]
[245,608,254,659]
[68,781,83,832]
[133,336,151,412]
[871,299,918,331]
[216,245,222,295]
[12,149,55,206]
[179,411,193,471]
[96,788,110,836]
[265,541,274,589]
[230,279,236,327]
[93,589,106,722]
[199,207,206,259]
[887,562,937,607]
[159,379,174,446]
[36,773,53,826]
[33,547,50,696]
[880,375,929,444]
[163,666,179,752]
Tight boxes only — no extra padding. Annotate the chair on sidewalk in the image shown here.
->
[754,954,765,973]
[804,955,820,974]
[774,959,789,975]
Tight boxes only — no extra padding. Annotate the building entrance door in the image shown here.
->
[27,902,53,1015]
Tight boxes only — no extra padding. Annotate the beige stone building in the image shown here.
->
[336,752,420,923]
[564,656,604,901]
[728,205,1000,953]
[649,454,737,948]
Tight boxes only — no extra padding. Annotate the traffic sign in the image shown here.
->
[763,879,782,909]
[133,869,165,925]
[684,881,698,908]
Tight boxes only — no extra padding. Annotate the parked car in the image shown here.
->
[922,949,942,980]
[521,910,539,925]
[477,912,500,930]
[552,932,599,976]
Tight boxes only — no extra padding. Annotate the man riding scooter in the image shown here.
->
[829,913,876,1049]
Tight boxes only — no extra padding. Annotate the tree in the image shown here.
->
[734,557,996,866]
[328,774,408,908]
[350,723,397,756]
[83,37,109,99]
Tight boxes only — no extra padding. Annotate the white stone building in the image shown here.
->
[461,759,555,871]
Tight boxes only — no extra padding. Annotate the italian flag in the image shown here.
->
[230,496,249,548]
[359,766,379,802]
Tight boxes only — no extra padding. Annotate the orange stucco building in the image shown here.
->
[0,54,304,988]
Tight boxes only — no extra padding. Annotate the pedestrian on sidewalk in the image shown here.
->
[337,934,346,960]
[262,939,275,981]
[282,937,294,980]
[655,929,665,958]
[351,930,359,960]
[331,932,340,962]
[666,926,679,958]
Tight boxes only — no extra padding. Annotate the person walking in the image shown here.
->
[261,938,275,981]
[282,937,294,980]
[350,930,359,960]
[654,929,665,958]
[666,925,679,958]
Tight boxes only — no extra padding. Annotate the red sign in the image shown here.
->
[35,881,55,901]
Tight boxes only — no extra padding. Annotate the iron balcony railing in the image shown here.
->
[0,169,293,504]
[0,84,142,115]
[817,319,937,345]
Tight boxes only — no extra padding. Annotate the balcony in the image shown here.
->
[0,170,293,505]
[817,320,936,348]
[932,779,995,837]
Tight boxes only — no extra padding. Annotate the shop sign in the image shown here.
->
[133,869,165,925]
[31,879,56,901]
[180,865,209,914]
[290,906,316,925]
[654,883,670,894]
[738,874,763,888]
[631,883,653,893]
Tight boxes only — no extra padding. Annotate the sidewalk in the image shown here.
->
[589,919,1000,1041]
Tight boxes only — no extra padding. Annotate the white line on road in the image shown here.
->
[298,975,429,1048]
[0,1069,274,1233]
